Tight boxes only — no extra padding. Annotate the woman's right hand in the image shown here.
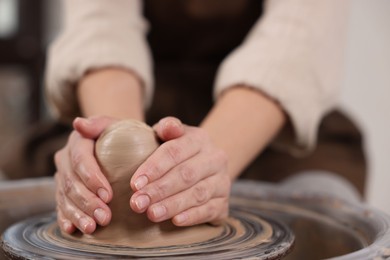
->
[54,116,117,234]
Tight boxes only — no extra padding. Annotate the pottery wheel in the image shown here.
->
[2,202,294,260]
[1,120,294,259]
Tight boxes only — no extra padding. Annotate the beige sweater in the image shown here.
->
[45,0,349,154]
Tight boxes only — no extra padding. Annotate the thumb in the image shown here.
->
[153,117,185,141]
[73,116,117,139]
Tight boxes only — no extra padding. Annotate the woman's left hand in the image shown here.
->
[129,117,231,226]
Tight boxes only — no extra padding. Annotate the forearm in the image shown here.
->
[77,68,145,121]
[201,86,285,180]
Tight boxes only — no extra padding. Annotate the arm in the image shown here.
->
[201,86,285,180]
[129,0,349,226]
[77,68,144,120]
[46,0,152,123]
[215,0,350,154]
[46,0,153,234]
[55,68,145,234]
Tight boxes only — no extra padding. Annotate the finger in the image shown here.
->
[54,172,75,234]
[145,175,230,222]
[73,116,117,139]
[65,175,112,226]
[131,127,204,191]
[55,144,112,226]
[57,208,76,234]
[57,186,96,234]
[130,150,226,212]
[172,197,229,227]
[67,131,113,203]
[152,117,185,141]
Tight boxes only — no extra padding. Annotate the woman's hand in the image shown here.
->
[54,116,117,234]
[130,117,231,226]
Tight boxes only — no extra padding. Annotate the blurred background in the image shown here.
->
[340,0,390,215]
[0,0,388,214]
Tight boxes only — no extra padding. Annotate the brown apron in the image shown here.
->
[1,1,366,196]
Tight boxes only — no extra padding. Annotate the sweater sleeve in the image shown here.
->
[214,0,350,155]
[45,0,153,123]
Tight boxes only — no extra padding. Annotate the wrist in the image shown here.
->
[201,86,285,179]
[77,67,144,120]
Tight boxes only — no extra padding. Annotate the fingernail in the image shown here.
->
[83,117,92,125]
[152,205,167,219]
[167,119,180,128]
[79,217,91,231]
[97,188,109,203]
[135,195,150,211]
[75,117,90,125]
[134,176,148,190]
[93,208,107,225]
[174,213,188,225]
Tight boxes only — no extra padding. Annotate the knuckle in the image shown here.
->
[81,170,94,187]
[71,151,84,172]
[193,185,208,205]
[72,186,95,214]
[152,181,169,201]
[179,166,196,185]
[63,175,73,194]
[78,196,92,212]
[55,190,64,207]
[147,165,163,181]
[138,162,162,183]
[163,143,181,164]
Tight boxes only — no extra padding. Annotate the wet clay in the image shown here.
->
[76,120,228,247]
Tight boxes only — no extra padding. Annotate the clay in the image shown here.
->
[81,120,226,247]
